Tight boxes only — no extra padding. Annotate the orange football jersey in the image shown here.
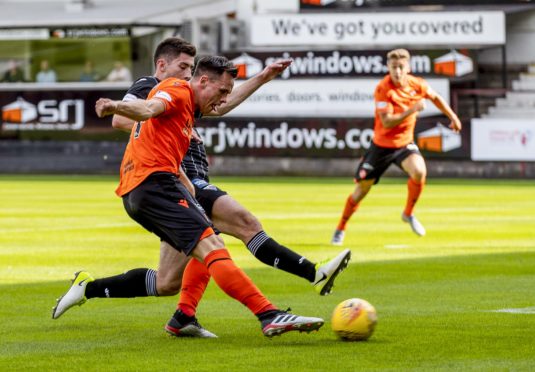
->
[373,74,432,148]
[116,78,195,196]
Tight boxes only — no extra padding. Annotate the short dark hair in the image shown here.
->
[153,37,196,67]
[193,56,238,79]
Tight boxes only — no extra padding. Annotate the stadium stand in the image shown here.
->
[483,63,535,118]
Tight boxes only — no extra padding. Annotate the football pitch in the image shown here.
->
[1,175,534,371]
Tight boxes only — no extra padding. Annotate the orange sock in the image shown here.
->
[177,258,210,317]
[336,194,359,231]
[404,178,425,216]
[204,248,276,315]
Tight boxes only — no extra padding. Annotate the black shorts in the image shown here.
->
[122,172,213,255]
[355,142,422,184]
[191,178,228,218]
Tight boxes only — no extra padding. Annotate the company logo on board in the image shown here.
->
[1,97,84,131]
[434,50,473,77]
[230,53,263,79]
[417,123,461,152]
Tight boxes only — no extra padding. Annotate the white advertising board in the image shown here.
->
[251,12,505,46]
[227,78,449,118]
[471,118,535,161]
[0,28,49,40]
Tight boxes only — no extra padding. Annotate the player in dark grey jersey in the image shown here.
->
[56,37,351,338]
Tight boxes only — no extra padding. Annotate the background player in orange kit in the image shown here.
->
[331,48,462,245]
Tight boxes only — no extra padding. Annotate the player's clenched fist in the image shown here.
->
[95,98,118,118]
[412,99,426,112]
[449,117,462,133]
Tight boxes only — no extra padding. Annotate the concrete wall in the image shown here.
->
[209,157,535,179]
[479,9,535,66]
[0,141,124,175]
[1,141,533,179]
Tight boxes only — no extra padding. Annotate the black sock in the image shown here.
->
[172,309,195,324]
[256,309,281,321]
[247,231,316,282]
[85,268,158,299]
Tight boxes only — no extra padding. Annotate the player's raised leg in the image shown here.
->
[210,194,351,294]
[211,195,318,281]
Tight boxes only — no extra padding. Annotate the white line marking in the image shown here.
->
[0,222,136,234]
[488,307,535,314]
[384,244,410,249]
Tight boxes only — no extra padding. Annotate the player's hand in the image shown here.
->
[412,100,426,112]
[449,117,462,133]
[95,98,117,118]
[261,58,292,81]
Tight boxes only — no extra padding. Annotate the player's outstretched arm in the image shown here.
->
[205,58,292,117]
[95,98,165,121]
[429,94,462,133]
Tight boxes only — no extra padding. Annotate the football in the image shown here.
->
[331,298,377,341]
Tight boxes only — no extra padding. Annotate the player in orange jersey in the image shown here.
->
[53,56,324,338]
[331,48,462,245]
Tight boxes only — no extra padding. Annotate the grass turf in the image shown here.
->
[1,175,534,371]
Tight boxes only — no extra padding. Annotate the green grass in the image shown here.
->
[1,175,534,371]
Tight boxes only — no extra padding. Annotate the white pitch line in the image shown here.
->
[384,244,411,249]
[256,213,339,219]
[0,222,137,234]
[487,307,535,314]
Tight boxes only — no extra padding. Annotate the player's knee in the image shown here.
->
[235,210,262,237]
[245,212,262,232]
[210,233,225,247]
[156,275,181,296]
[411,168,427,182]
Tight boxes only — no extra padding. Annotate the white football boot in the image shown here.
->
[52,271,94,319]
[312,248,351,295]
[402,213,426,236]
